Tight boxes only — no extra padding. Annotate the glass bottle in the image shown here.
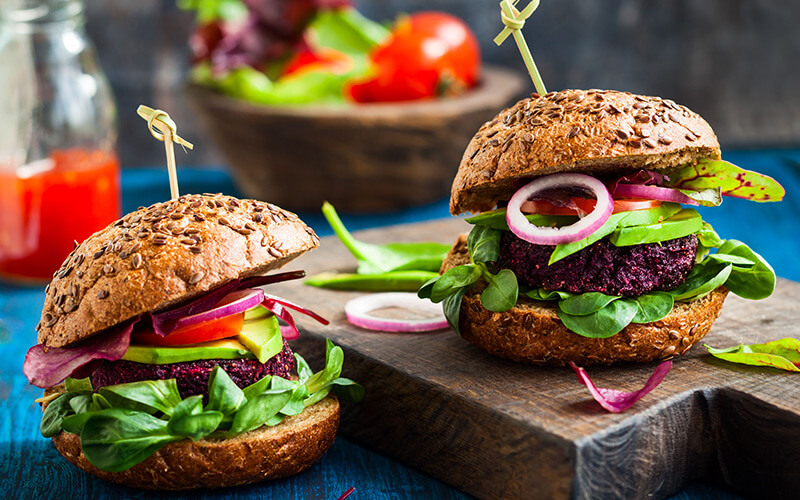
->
[0,0,120,284]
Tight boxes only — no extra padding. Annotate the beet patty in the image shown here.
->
[498,232,698,296]
[91,340,296,398]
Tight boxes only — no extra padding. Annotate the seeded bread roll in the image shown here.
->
[441,234,728,365]
[37,194,319,348]
[450,89,721,214]
[49,396,340,490]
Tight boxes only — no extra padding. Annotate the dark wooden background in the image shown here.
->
[85,0,800,166]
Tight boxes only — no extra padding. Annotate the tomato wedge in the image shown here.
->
[133,312,245,347]
[520,198,661,216]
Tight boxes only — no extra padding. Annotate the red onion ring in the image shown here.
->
[613,183,699,206]
[506,173,614,245]
[345,293,449,332]
[173,288,264,330]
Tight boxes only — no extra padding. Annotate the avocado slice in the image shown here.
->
[238,315,284,363]
[122,339,256,364]
[244,304,270,322]
[609,209,703,247]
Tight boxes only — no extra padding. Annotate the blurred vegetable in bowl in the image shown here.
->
[180,1,480,105]
[347,12,480,102]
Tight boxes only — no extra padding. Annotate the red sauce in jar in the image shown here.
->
[0,149,120,283]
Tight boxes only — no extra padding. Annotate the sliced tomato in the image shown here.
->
[521,198,662,216]
[133,312,245,347]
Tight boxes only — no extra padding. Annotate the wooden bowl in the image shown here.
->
[186,66,526,212]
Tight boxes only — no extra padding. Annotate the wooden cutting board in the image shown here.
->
[270,218,800,500]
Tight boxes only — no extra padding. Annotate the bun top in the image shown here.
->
[450,89,721,214]
[37,194,319,348]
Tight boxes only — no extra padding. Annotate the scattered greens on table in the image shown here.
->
[40,339,363,472]
[304,202,450,291]
[705,338,800,372]
[419,201,777,338]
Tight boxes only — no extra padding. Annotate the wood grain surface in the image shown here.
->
[272,218,800,500]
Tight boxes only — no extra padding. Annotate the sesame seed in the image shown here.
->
[189,272,204,285]
[97,290,109,299]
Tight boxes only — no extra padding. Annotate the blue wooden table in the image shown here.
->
[3,149,798,499]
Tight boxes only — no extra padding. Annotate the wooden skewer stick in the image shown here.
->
[494,0,547,96]
[136,105,194,200]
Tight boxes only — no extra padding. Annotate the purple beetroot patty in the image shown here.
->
[498,232,698,297]
[91,340,296,398]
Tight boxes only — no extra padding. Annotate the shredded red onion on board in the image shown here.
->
[24,320,138,388]
[344,293,448,332]
[337,487,356,500]
[569,361,672,413]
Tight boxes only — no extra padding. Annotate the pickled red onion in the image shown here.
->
[173,288,264,329]
[506,173,614,245]
[345,293,448,332]
[613,183,699,205]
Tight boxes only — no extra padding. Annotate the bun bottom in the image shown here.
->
[459,288,728,365]
[51,396,340,490]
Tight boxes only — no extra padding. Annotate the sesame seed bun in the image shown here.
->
[49,395,340,490]
[450,89,721,215]
[442,234,728,365]
[37,194,320,348]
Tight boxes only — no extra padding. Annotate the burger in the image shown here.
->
[23,193,362,490]
[419,89,783,365]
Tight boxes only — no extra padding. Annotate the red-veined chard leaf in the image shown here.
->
[666,159,784,202]
[705,338,800,372]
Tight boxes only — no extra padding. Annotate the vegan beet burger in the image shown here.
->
[420,89,784,365]
[23,193,363,490]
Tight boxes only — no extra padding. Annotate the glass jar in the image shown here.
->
[0,0,120,284]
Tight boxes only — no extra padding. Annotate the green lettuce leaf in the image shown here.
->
[178,0,247,23]
[468,225,502,263]
[557,299,639,338]
[81,409,183,472]
[714,240,775,300]
[705,338,800,372]
[308,7,390,56]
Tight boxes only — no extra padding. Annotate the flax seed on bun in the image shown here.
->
[37,194,319,348]
[451,89,720,215]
